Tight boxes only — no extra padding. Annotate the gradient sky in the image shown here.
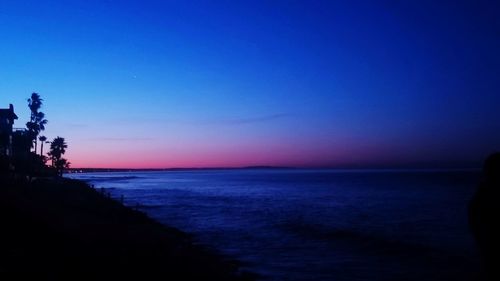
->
[1,0,499,168]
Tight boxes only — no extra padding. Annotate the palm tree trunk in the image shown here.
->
[41,142,44,156]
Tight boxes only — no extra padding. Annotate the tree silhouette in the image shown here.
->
[55,158,70,176]
[48,136,69,176]
[39,135,47,156]
[26,93,48,153]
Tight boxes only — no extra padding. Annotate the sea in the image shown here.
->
[66,169,484,281]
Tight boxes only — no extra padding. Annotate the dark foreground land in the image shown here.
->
[0,178,255,281]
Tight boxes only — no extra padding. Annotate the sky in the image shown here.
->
[1,0,499,168]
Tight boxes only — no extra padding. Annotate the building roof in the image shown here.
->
[0,104,18,120]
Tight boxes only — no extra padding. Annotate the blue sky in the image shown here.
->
[1,0,499,168]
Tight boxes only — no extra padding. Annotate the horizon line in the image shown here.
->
[67,166,481,172]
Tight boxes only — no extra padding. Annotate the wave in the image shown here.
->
[277,221,473,262]
[134,204,164,210]
[76,176,142,182]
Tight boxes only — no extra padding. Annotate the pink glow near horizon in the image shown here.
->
[67,144,324,169]
[65,137,412,169]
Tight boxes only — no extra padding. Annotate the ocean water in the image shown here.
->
[67,169,483,280]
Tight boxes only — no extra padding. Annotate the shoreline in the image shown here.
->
[0,177,256,280]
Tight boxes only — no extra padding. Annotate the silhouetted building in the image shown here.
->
[0,104,18,157]
[12,128,31,160]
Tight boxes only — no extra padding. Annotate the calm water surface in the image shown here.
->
[67,169,483,280]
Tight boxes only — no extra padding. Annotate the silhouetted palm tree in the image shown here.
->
[55,158,70,176]
[35,112,48,153]
[39,135,47,156]
[26,93,48,153]
[48,137,69,176]
[28,93,42,113]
